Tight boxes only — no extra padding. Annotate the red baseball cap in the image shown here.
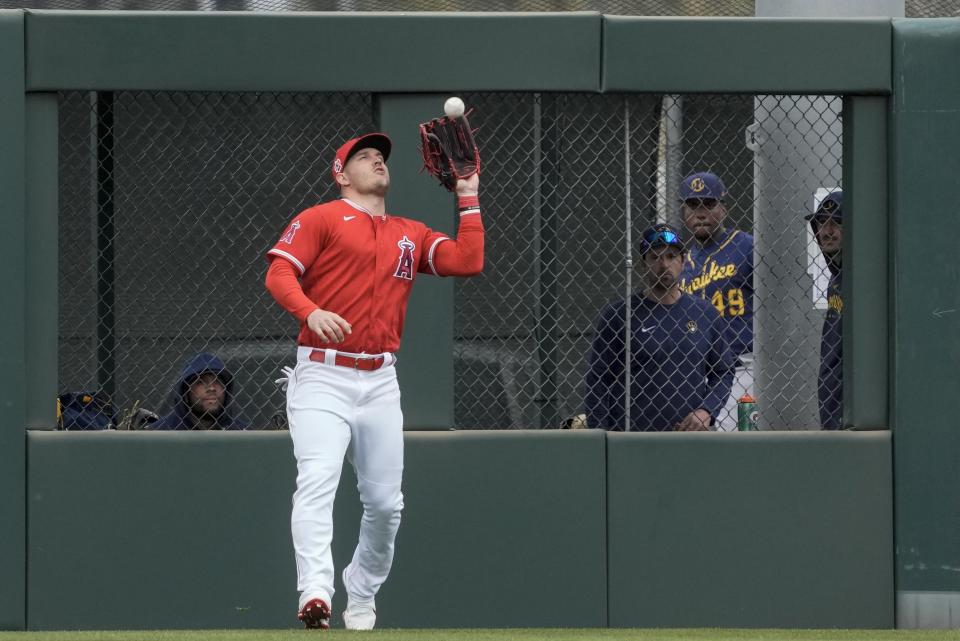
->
[331,133,392,183]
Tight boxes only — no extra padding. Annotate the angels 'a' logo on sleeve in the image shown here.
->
[394,235,416,280]
[280,220,301,245]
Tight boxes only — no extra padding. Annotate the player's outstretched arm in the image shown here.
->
[430,187,484,277]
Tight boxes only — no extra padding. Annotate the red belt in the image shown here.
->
[309,350,386,371]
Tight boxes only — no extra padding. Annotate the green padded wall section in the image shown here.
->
[607,431,893,628]
[603,17,891,94]
[0,9,26,631]
[842,96,889,429]
[27,431,298,630]
[26,11,601,92]
[377,430,607,627]
[27,430,607,629]
[891,18,960,594]
[25,93,58,430]
[379,95,455,428]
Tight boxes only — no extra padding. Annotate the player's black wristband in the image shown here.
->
[457,194,480,216]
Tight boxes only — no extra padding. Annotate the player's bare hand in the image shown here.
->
[674,409,712,431]
[455,173,479,196]
[306,308,352,343]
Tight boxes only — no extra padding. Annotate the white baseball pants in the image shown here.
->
[287,346,404,611]
[716,353,755,432]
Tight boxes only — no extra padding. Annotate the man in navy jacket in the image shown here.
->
[585,224,735,431]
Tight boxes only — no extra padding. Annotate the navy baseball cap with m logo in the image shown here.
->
[679,171,727,201]
[806,190,843,221]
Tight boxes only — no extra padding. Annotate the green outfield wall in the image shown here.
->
[891,18,960,627]
[607,431,892,628]
[26,430,609,630]
[26,430,890,630]
[1,9,957,631]
[0,10,26,632]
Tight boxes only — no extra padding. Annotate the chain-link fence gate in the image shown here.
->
[57,91,842,431]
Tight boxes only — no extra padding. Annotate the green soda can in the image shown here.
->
[737,394,758,431]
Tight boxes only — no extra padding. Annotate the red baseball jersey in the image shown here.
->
[267,198,455,354]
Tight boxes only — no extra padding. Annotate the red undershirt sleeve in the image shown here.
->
[432,194,485,277]
[265,257,319,322]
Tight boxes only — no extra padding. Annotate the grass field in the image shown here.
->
[1,630,958,641]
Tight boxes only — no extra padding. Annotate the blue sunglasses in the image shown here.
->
[641,229,683,250]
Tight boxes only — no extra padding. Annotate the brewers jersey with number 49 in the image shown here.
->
[679,228,754,357]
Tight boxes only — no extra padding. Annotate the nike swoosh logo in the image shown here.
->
[343,215,357,221]
[641,327,655,333]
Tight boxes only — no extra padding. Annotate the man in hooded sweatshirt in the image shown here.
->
[151,352,249,430]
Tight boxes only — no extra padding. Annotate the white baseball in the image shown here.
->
[444,96,465,118]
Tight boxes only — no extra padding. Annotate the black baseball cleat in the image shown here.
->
[298,597,331,630]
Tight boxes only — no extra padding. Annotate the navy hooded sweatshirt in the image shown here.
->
[151,352,249,430]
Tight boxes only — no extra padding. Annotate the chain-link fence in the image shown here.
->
[57,90,843,431]
[59,91,376,430]
[453,93,841,430]
[907,0,960,17]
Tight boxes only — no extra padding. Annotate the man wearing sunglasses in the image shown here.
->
[805,191,843,429]
[677,172,754,431]
[584,224,735,431]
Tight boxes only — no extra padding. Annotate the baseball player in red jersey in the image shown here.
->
[264,133,483,630]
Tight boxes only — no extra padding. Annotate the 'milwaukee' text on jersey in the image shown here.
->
[266,198,483,354]
[679,229,754,357]
[584,293,736,431]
